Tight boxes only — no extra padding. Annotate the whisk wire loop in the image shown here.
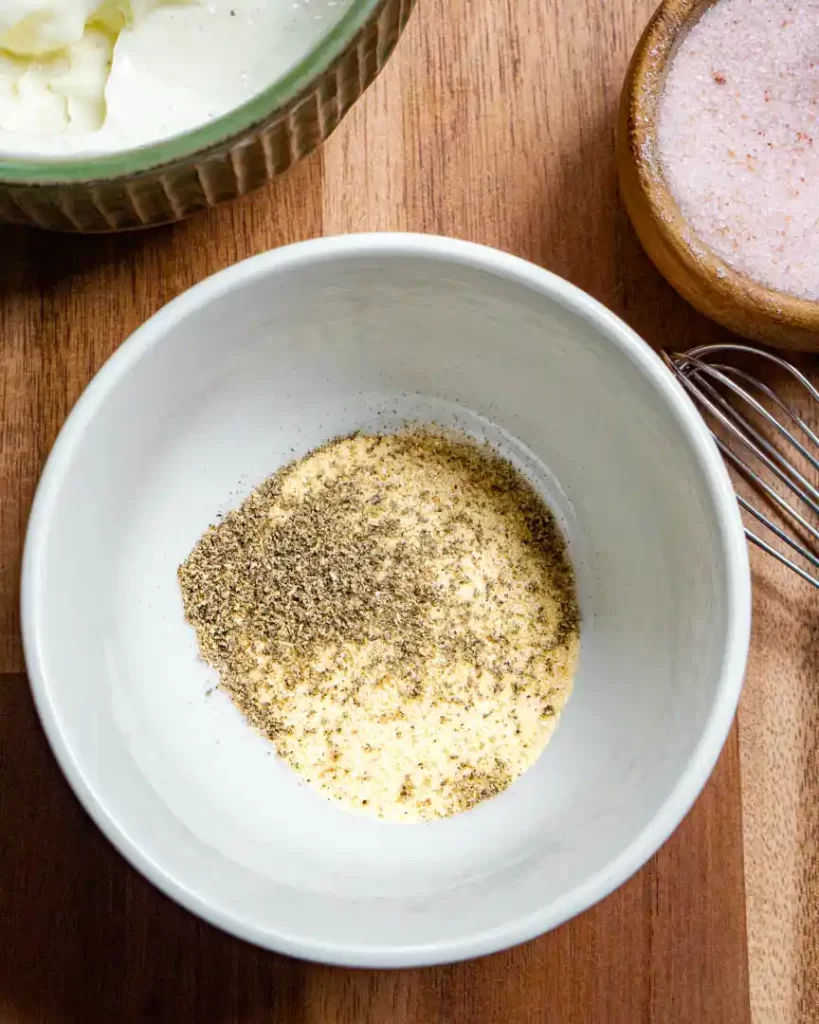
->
[663,344,819,589]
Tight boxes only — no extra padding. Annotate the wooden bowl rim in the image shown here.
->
[624,0,819,333]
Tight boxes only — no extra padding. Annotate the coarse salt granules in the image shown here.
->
[657,0,819,300]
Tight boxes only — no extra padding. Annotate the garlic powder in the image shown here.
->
[179,429,580,823]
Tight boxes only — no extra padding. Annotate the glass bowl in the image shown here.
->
[0,0,414,232]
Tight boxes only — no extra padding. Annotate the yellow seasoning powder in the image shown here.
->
[178,428,580,822]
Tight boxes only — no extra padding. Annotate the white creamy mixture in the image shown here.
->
[0,0,348,155]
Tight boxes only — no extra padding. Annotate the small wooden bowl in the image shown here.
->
[617,0,819,352]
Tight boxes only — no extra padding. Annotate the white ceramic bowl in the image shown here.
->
[22,234,751,967]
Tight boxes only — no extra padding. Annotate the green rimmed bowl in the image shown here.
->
[0,0,414,232]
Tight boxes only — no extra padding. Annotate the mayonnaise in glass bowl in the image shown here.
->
[0,1,348,155]
[0,0,414,230]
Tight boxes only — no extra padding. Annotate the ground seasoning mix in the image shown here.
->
[179,428,580,822]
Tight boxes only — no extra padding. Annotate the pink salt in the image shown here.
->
[657,0,819,301]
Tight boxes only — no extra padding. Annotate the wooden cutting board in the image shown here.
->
[1,0,813,1020]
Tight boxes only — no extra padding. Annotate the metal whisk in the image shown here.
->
[663,343,819,588]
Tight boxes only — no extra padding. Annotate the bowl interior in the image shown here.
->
[23,238,748,965]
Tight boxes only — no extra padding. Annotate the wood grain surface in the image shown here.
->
[0,0,813,1020]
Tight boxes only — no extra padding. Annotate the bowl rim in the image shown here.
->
[20,232,752,967]
[0,0,386,184]
[622,0,819,333]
